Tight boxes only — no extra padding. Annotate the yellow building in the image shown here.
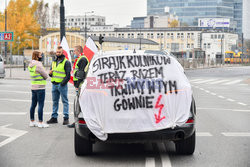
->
[39,32,159,54]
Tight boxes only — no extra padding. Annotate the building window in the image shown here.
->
[218,34,221,39]
[187,44,190,48]
[167,33,170,39]
[203,43,206,49]
[128,33,130,38]
[187,33,190,38]
[131,33,134,38]
[211,35,214,39]
[214,34,217,39]
[191,43,194,48]
[208,43,211,49]
[151,33,154,39]
[177,33,180,39]
[147,33,150,38]
[171,33,174,40]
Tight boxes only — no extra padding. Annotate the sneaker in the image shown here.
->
[47,117,58,124]
[29,121,38,127]
[63,118,69,125]
[67,122,75,128]
[37,122,49,128]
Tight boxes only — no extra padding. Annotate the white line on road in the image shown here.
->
[208,80,229,85]
[197,107,250,113]
[0,125,28,148]
[196,132,213,137]
[0,112,27,115]
[210,92,216,95]
[0,90,76,97]
[157,143,172,167]
[199,88,204,91]
[192,79,218,84]
[222,80,242,85]
[221,132,250,137]
[227,98,235,102]
[145,157,155,167]
[189,79,203,82]
[0,98,74,105]
[205,90,210,93]
[237,102,247,106]
[218,95,225,99]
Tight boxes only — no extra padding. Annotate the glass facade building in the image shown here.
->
[147,0,242,33]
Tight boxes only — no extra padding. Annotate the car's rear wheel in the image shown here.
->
[74,128,93,156]
[175,131,195,155]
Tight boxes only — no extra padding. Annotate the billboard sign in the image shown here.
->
[0,32,14,42]
[198,18,230,28]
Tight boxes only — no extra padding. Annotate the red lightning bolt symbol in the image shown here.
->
[154,95,166,124]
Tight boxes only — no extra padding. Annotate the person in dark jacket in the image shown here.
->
[47,46,71,125]
[67,45,88,128]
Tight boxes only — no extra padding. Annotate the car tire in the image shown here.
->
[74,128,93,156]
[175,131,195,155]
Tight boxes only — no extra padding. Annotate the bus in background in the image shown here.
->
[225,51,235,64]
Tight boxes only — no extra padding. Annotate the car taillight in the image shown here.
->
[79,119,86,124]
[185,119,194,124]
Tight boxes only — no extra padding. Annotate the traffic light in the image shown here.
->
[99,35,104,45]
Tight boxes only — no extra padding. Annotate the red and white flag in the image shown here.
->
[83,37,98,62]
[60,36,72,63]
[60,36,74,84]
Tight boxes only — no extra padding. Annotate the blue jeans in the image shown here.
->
[52,84,69,119]
[30,89,45,122]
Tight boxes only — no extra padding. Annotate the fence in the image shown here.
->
[176,57,250,69]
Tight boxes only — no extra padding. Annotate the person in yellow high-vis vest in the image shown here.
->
[67,45,89,128]
[28,51,49,128]
[47,46,72,125]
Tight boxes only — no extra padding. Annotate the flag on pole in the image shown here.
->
[60,36,73,84]
[60,36,72,63]
[83,37,98,62]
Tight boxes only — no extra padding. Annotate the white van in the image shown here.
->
[0,55,5,78]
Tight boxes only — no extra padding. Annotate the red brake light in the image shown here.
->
[79,119,86,124]
[185,119,194,124]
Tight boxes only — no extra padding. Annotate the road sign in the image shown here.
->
[0,32,14,42]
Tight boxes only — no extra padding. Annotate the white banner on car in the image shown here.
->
[79,51,192,141]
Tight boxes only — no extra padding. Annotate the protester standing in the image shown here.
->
[47,46,71,125]
[28,51,49,128]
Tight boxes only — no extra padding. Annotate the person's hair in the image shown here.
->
[75,45,83,53]
[32,51,40,61]
[57,46,63,50]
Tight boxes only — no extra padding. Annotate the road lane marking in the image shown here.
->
[208,80,229,85]
[218,95,225,99]
[145,157,155,167]
[192,79,218,84]
[196,132,213,137]
[0,112,27,115]
[199,88,204,90]
[0,98,74,105]
[237,102,247,106]
[222,80,242,85]
[197,107,250,113]
[0,90,76,97]
[227,98,235,102]
[210,92,216,95]
[0,124,28,148]
[205,90,210,93]
[157,143,172,167]
[221,132,250,137]
[189,79,203,82]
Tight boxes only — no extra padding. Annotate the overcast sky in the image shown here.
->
[0,0,249,38]
[0,0,147,27]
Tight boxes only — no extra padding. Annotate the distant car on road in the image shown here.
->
[74,50,196,156]
[0,55,5,78]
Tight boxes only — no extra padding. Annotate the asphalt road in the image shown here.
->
[0,66,250,167]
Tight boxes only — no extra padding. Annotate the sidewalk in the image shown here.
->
[4,67,51,80]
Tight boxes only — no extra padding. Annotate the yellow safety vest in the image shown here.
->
[28,65,46,85]
[73,55,89,81]
[51,58,67,83]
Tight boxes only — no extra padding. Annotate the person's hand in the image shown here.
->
[49,70,53,75]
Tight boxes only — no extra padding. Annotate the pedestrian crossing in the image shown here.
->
[189,78,248,86]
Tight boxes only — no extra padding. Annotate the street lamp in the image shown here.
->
[60,0,65,41]
[84,11,94,43]
[5,0,7,61]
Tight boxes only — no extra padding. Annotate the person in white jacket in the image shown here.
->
[28,51,49,128]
